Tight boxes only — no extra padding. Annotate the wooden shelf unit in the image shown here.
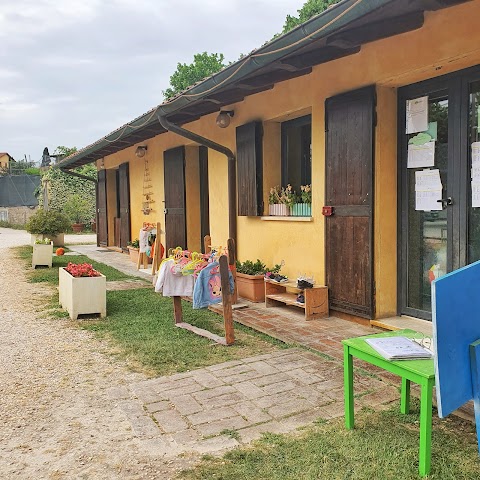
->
[265,279,328,320]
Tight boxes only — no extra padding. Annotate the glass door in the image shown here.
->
[399,65,480,320]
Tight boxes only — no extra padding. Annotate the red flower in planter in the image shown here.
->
[65,262,101,278]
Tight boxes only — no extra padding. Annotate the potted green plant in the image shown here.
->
[32,238,53,269]
[268,185,294,216]
[236,259,282,302]
[292,184,312,217]
[63,194,92,233]
[26,208,70,246]
[127,238,140,263]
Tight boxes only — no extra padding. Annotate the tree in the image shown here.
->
[282,0,338,34]
[163,52,226,100]
[53,145,77,160]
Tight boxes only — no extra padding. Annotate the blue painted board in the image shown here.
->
[470,340,480,455]
[432,260,480,418]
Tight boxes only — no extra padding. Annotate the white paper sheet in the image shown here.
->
[406,96,429,134]
[415,189,443,211]
[415,169,442,190]
[472,182,480,208]
[472,142,480,167]
[408,141,435,168]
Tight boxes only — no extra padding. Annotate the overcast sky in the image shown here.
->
[0,0,304,162]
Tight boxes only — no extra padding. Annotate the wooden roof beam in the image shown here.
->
[281,46,359,70]
[326,11,424,49]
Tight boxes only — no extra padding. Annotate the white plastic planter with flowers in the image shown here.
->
[32,240,53,268]
[268,185,295,216]
[59,262,106,320]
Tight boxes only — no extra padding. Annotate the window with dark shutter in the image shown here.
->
[236,121,263,216]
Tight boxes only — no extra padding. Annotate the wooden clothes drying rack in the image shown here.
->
[171,236,237,346]
[137,221,163,275]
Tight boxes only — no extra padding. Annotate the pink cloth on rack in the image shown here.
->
[155,259,194,297]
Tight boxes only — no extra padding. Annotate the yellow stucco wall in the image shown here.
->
[99,1,480,318]
[0,154,10,169]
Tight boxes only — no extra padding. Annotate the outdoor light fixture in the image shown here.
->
[215,110,234,128]
[99,158,105,169]
[135,145,148,158]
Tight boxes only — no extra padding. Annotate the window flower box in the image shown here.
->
[291,203,312,217]
[59,266,106,320]
[268,204,290,216]
[32,242,53,268]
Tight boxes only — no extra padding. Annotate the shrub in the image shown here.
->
[25,209,71,237]
[236,259,282,276]
[62,194,92,224]
[127,238,140,248]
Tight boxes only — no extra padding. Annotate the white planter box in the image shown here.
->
[30,233,64,247]
[32,242,53,268]
[59,267,106,320]
[268,204,290,216]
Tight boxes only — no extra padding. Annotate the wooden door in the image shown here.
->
[118,162,131,251]
[97,169,108,247]
[325,86,375,318]
[164,146,187,251]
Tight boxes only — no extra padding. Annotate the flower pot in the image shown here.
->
[127,246,140,263]
[59,267,106,320]
[32,242,53,268]
[236,273,265,302]
[30,233,64,247]
[291,203,312,217]
[72,223,85,233]
[268,204,290,216]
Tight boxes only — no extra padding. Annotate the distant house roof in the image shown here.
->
[58,0,469,170]
[0,152,15,161]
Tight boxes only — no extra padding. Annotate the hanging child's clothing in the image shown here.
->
[155,259,194,297]
[139,228,149,253]
[193,261,234,309]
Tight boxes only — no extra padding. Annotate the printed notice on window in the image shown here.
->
[415,190,443,211]
[415,169,443,211]
[408,141,435,168]
[472,183,480,208]
[406,96,429,134]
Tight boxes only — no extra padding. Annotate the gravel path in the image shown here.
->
[0,228,193,479]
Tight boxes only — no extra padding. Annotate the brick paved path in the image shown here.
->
[108,349,401,457]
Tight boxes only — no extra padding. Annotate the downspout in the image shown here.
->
[157,113,237,252]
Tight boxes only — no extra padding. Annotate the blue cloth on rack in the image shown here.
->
[193,261,234,309]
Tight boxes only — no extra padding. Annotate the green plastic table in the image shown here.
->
[342,329,435,477]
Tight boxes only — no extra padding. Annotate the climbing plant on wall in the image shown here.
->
[37,163,97,224]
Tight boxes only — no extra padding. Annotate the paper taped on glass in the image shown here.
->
[408,141,435,169]
[472,142,480,207]
[406,96,429,134]
[415,169,442,211]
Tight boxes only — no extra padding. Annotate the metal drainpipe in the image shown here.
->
[157,113,237,252]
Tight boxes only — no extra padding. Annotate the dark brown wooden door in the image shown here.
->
[118,162,131,251]
[164,146,187,251]
[97,169,108,247]
[325,86,375,318]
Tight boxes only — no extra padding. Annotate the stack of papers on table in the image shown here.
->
[365,336,433,360]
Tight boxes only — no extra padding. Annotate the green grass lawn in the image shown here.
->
[180,400,480,480]
[15,246,287,375]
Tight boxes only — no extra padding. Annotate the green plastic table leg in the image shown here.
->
[400,377,411,414]
[344,344,354,429]
[419,378,434,476]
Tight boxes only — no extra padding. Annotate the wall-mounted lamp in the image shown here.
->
[99,158,105,170]
[135,145,148,158]
[216,110,234,128]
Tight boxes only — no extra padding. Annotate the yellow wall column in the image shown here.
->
[374,86,398,317]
